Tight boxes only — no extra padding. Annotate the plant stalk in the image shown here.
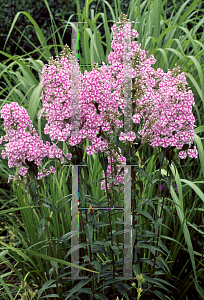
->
[103,151,115,299]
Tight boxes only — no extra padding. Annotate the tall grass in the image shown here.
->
[0,0,204,299]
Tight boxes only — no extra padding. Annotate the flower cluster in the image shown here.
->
[0,13,198,189]
[39,15,146,191]
[134,64,197,159]
[0,102,72,182]
[109,16,198,160]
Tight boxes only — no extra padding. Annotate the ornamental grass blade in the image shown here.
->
[0,276,15,300]
[20,248,98,274]
[0,206,38,216]
[0,52,38,86]
[3,11,51,60]
[194,132,204,177]
[170,162,203,297]
[27,79,43,123]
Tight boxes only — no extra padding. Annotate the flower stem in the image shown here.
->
[103,151,115,299]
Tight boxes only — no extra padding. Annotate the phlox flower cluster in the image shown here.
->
[0,102,72,182]
[39,17,145,192]
[132,64,198,159]
[40,13,197,192]
[109,17,198,160]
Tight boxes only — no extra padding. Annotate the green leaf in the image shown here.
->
[144,276,173,291]
[40,295,59,299]
[0,244,98,274]
[0,206,39,216]
[38,218,46,240]
[37,179,45,190]
[30,180,37,198]
[136,207,154,222]
[136,166,153,183]
[153,290,172,300]
[50,261,58,275]
[64,279,92,299]
[154,217,163,233]
[98,150,108,178]
[27,79,43,122]
[79,184,87,207]
[84,223,93,248]
[41,198,58,213]
[37,280,56,300]
[3,11,51,59]
[137,242,166,256]
[170,161,204,294]
[136,180,143,193]
[111,245,120,262]
[0,276,15,300]
[65,243,88,258]
[159,151,165,166]
[90,177,104,185]
[91,260,101,272]
[94,293,109,300]
[156,256,170,274]
[114,282,129,299]
[94,222,109,228]
[132,264,141,277]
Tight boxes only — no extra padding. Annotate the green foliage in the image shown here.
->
[0,0,81,60]
[0,0,204,299]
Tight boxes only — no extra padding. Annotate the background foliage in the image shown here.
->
[1,0,204,62]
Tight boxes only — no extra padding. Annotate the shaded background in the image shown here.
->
[1,0,203,64]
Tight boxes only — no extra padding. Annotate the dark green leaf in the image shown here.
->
[79,184,87,207]
[154,217,163,232]
[135,166,152,183]
[114,282,129,299]
[98,150,108,177]
[136,207,154,222]
[38,218,46,240]
[84,223,93,248]
[110,245,120,261]
[159,151,165,166]
[44,217,54,227]
[64,279,92,299]
[94,293,109,300]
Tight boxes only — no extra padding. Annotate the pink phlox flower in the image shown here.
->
[178,151,187,159]
[18,166,28,176]
[126,131,136,141]
[188,146,198,158]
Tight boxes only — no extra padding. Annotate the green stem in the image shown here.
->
[103,151,115,299]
